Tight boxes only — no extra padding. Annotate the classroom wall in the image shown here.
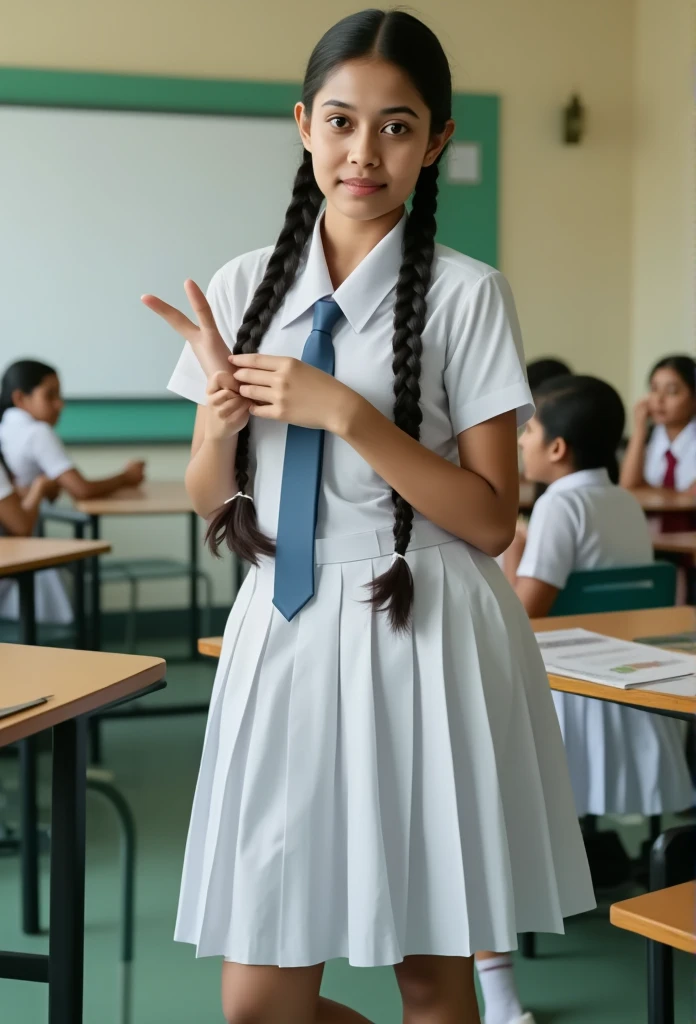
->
[630,0,695,401]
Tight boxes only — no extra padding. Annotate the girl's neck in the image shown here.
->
[665,420,691,443]
[322,204,405,289]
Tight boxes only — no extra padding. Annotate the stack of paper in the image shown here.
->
[534,629,696,689]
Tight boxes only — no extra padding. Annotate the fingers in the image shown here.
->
[208,387,243,408]
[230,353,289,370]
[238,384,274,403]
[232,368,276,386]
[141,294,198,341]
[207,370,239,395]
[184,279,218,331]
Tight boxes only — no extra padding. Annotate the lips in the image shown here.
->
[341,178,386,196]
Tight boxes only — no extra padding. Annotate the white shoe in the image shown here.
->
[486,1016,536,1024]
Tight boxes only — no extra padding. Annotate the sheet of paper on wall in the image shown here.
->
[534,628,696,689]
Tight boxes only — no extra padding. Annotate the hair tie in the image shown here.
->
[224,492,254,505]
[392,551,407,564]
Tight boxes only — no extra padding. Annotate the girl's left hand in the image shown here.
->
[231,354,358,433]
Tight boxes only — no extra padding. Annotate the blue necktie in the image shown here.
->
[273,298,344,621]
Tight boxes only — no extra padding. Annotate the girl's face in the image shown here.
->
[518,414,564,483]
[648,368,696,429]
[295,58,454,223]
[14,373,64,426]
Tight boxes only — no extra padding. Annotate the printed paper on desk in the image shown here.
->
[534,628,696,689]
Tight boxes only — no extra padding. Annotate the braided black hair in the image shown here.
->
[206,9,452,632]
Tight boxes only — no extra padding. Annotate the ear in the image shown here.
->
[548,436,568,464]
[294,102,312,153]
[10,388,27,410]
[422,119,456,168]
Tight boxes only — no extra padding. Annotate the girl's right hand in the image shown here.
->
[205,371,252,441]
[633,396,651,432]
[141,279,232,378]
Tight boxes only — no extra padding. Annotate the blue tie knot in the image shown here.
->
[313,297,344,335]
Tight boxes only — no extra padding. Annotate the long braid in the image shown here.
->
[205,150,323,563]
[368,162,440,631]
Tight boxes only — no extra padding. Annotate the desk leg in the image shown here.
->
[647,939,673,1024]
[18,573,41,936]
[189,511,199,661]
[48,718,87,1024]
[90,515,101,651]
[74,520,87,651]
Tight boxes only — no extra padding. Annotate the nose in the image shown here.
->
[348,126,381,170]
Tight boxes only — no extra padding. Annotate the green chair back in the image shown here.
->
[550,562,677,617]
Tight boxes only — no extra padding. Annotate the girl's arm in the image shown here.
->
[56,461,146,502]
[619,398,651,489]
[337,397,519,557]
[184,372,250,518]
[0,475,52,536]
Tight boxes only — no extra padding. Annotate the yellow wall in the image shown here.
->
[631,0,695,401]
[2,0,635,397]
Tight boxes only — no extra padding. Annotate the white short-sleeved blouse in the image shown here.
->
[168,212,533,541]
[0,407,74,489]
[644,419,696,491]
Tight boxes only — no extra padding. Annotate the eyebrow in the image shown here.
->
[321,99,420,119]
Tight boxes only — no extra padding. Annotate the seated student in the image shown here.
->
[620,354,696,499]
[505,374,692,819]
[0,455,70,622]
[526,356,572,394]
[0,359,146,623]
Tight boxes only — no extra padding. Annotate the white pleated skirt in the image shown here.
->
[175,522,595,967]
[553,692,692,817]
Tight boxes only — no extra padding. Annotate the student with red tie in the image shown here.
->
[620,355,696,529]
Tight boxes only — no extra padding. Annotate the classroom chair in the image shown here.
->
[40,504,212,652]
[520,562,678,961]
[610,826,695,1024]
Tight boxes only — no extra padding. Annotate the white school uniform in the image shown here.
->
[643,418,696,490]
[518,468,692,816]
[168,212,594,967]
[0,408,74,625]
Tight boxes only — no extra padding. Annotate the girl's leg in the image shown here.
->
[474,951,527,1024]
[221,962,373,1024]
[394,954,481,1024]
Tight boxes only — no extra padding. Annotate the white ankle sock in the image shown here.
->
[476,954,523,1024]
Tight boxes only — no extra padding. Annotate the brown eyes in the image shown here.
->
[327,117,409,136]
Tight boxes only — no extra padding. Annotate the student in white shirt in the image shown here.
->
[0,359,147,623]
[507,374,692,818]
[620,354,696,500]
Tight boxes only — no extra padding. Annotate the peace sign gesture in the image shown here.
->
[141,279,232,380]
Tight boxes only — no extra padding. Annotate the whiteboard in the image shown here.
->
[0,106,304,396]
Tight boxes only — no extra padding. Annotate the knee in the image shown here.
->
[395,958,441,1013]
[222,994,268,1024]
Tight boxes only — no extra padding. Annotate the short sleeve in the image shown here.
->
[517,494,577,589]
[167,267,233,405]
[0,462,13,502]
[443,271,534,435]
[33,423,74,480]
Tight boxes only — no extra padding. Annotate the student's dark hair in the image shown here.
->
[205,9,452,631]
[0,360,57,421]
[526,357,572,395]
[648,354,696,395]
[533,374,625,484]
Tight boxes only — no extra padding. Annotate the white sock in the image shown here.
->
[476,954,524,1024]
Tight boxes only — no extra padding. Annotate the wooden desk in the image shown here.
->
[533,606,696,717]
[69,481,205,657]
[653,532,696,557]
[611,881,695,1024]
[202,608,696,716]
[610,882,695,955]
[0,644,166,1024]
[631,487,696,515]
[0,537,112,935]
